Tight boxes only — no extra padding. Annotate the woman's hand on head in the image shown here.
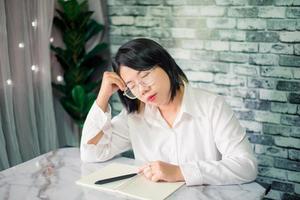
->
[98,71,126,100]
[137,161,184,183]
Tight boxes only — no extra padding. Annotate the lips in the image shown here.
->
[147,94,156,102]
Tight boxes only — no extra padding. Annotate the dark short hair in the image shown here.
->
[112,38,188,113]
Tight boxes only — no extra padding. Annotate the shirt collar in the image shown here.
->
[143,83,203,126]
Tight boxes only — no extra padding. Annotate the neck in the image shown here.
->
[158,85,184,114]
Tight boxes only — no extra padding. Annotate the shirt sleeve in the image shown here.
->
[80,101,131,163]
[179,96,258,186]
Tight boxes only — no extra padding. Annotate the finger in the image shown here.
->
[151,174,160,182]
[110,76,126,91]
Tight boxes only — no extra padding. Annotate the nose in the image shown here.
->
[138,83,150,97]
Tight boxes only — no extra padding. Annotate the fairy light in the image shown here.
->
[31,19,37,28]
[49,37,54,43]
[56,75,63,82]
[18,43,24,48]
[31,65,39,72]
[6,79,12,85]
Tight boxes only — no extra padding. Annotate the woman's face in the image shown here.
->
[119,65,171,106]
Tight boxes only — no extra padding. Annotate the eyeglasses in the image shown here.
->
[123,67,156,99]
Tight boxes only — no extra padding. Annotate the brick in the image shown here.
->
[263,123,291,137]
[259,89,287,102]
[289,149,300,161]
[195,30,213,40]
[296,183,300,195]
[111,16,135,25]
[214,74,246,86]
[257,154,274,167]
[271,102,298,114]
[234,110,254,120]
[246,31,279,42]
[240,120,262,132]
[258,7,286,18]
[191,50,219,61]
[171,18,206,28]
[275,136,300,149]
[272,181,294,193]
[267,19,297,31]
[219,52,249,63]
[212,30,246,41]
[274,0,299,5]
[295,44,300,55]
[168,48,191,59]
[176,60,229,73]
[250,54,279,66]
[108,6,146,16]
[274,158,300,172]
[227,7,258,18]
[282,193,300,200]
[287,171,300,183]
[230,42,258,53]
[277,81,300,91]
[107,0,136,6]
[259,43,294,55]
[171,28,196,38]
[199,6,226,16]
[245,99,271,111]
[230,87,258,99]
[149,28,171,37]
[237,18,266,30]
[281,115,300,127]
[232,64,258,76]
[294,69,300,79]
[249,0,274,5]
[147,7,171,16]
[258,166,287,180]
[179,39,204,50]
[261,66,293,79]
[280,32,300,42]
[206,18,236,29]
[135,17,160,27]
[254,110,281,124]
[288,93,300,104]
[264,189,282,200]
[248,78,276,89]
[165,0,186,5]
[121,26,148,36]
[136,0,163,5]
[287,8,300,18]
[185,0,215,5]
[256,144,288,158]
[185,71,214,82]
[279,55,300,67]
[173,6,202,16]
[215,0,248,5]
[249,134,274,145]
[204,41,229,51]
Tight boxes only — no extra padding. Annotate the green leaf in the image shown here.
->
[77,11,94,30]
[83,81,100,93]
[60,97,81,119]
[59,0,81,21]
[85,20,104,42]
[53,17,67,33]
[71,85,85,109]
[78,43,108,67]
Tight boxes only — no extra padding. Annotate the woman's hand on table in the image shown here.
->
[137,161,184,183]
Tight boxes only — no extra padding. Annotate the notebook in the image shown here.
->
[76,163,185,200]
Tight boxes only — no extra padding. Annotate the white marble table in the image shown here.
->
[0,148,266,200]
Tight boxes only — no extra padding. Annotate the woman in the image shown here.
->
[80,38,257,186]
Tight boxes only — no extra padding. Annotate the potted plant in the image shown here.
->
[51,0,108,128]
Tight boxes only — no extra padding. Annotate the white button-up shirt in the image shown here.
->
[80,84,257,186]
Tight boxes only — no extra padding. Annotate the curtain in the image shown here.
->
[0,0,57,170]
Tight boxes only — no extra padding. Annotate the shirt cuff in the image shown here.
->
[179,162,204,186]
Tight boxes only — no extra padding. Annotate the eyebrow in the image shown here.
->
[125,71,143,85]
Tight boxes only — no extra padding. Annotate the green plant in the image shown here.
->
[51,0,108,128]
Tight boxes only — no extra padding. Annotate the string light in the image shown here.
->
[31,19,37,28]
[31,65,39,72]
[49,37,54,43]
[56,75,63,82]
[18,43,24,48]
[6,79,12,85]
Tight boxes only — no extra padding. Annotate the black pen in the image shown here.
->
[94,173,138,185]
